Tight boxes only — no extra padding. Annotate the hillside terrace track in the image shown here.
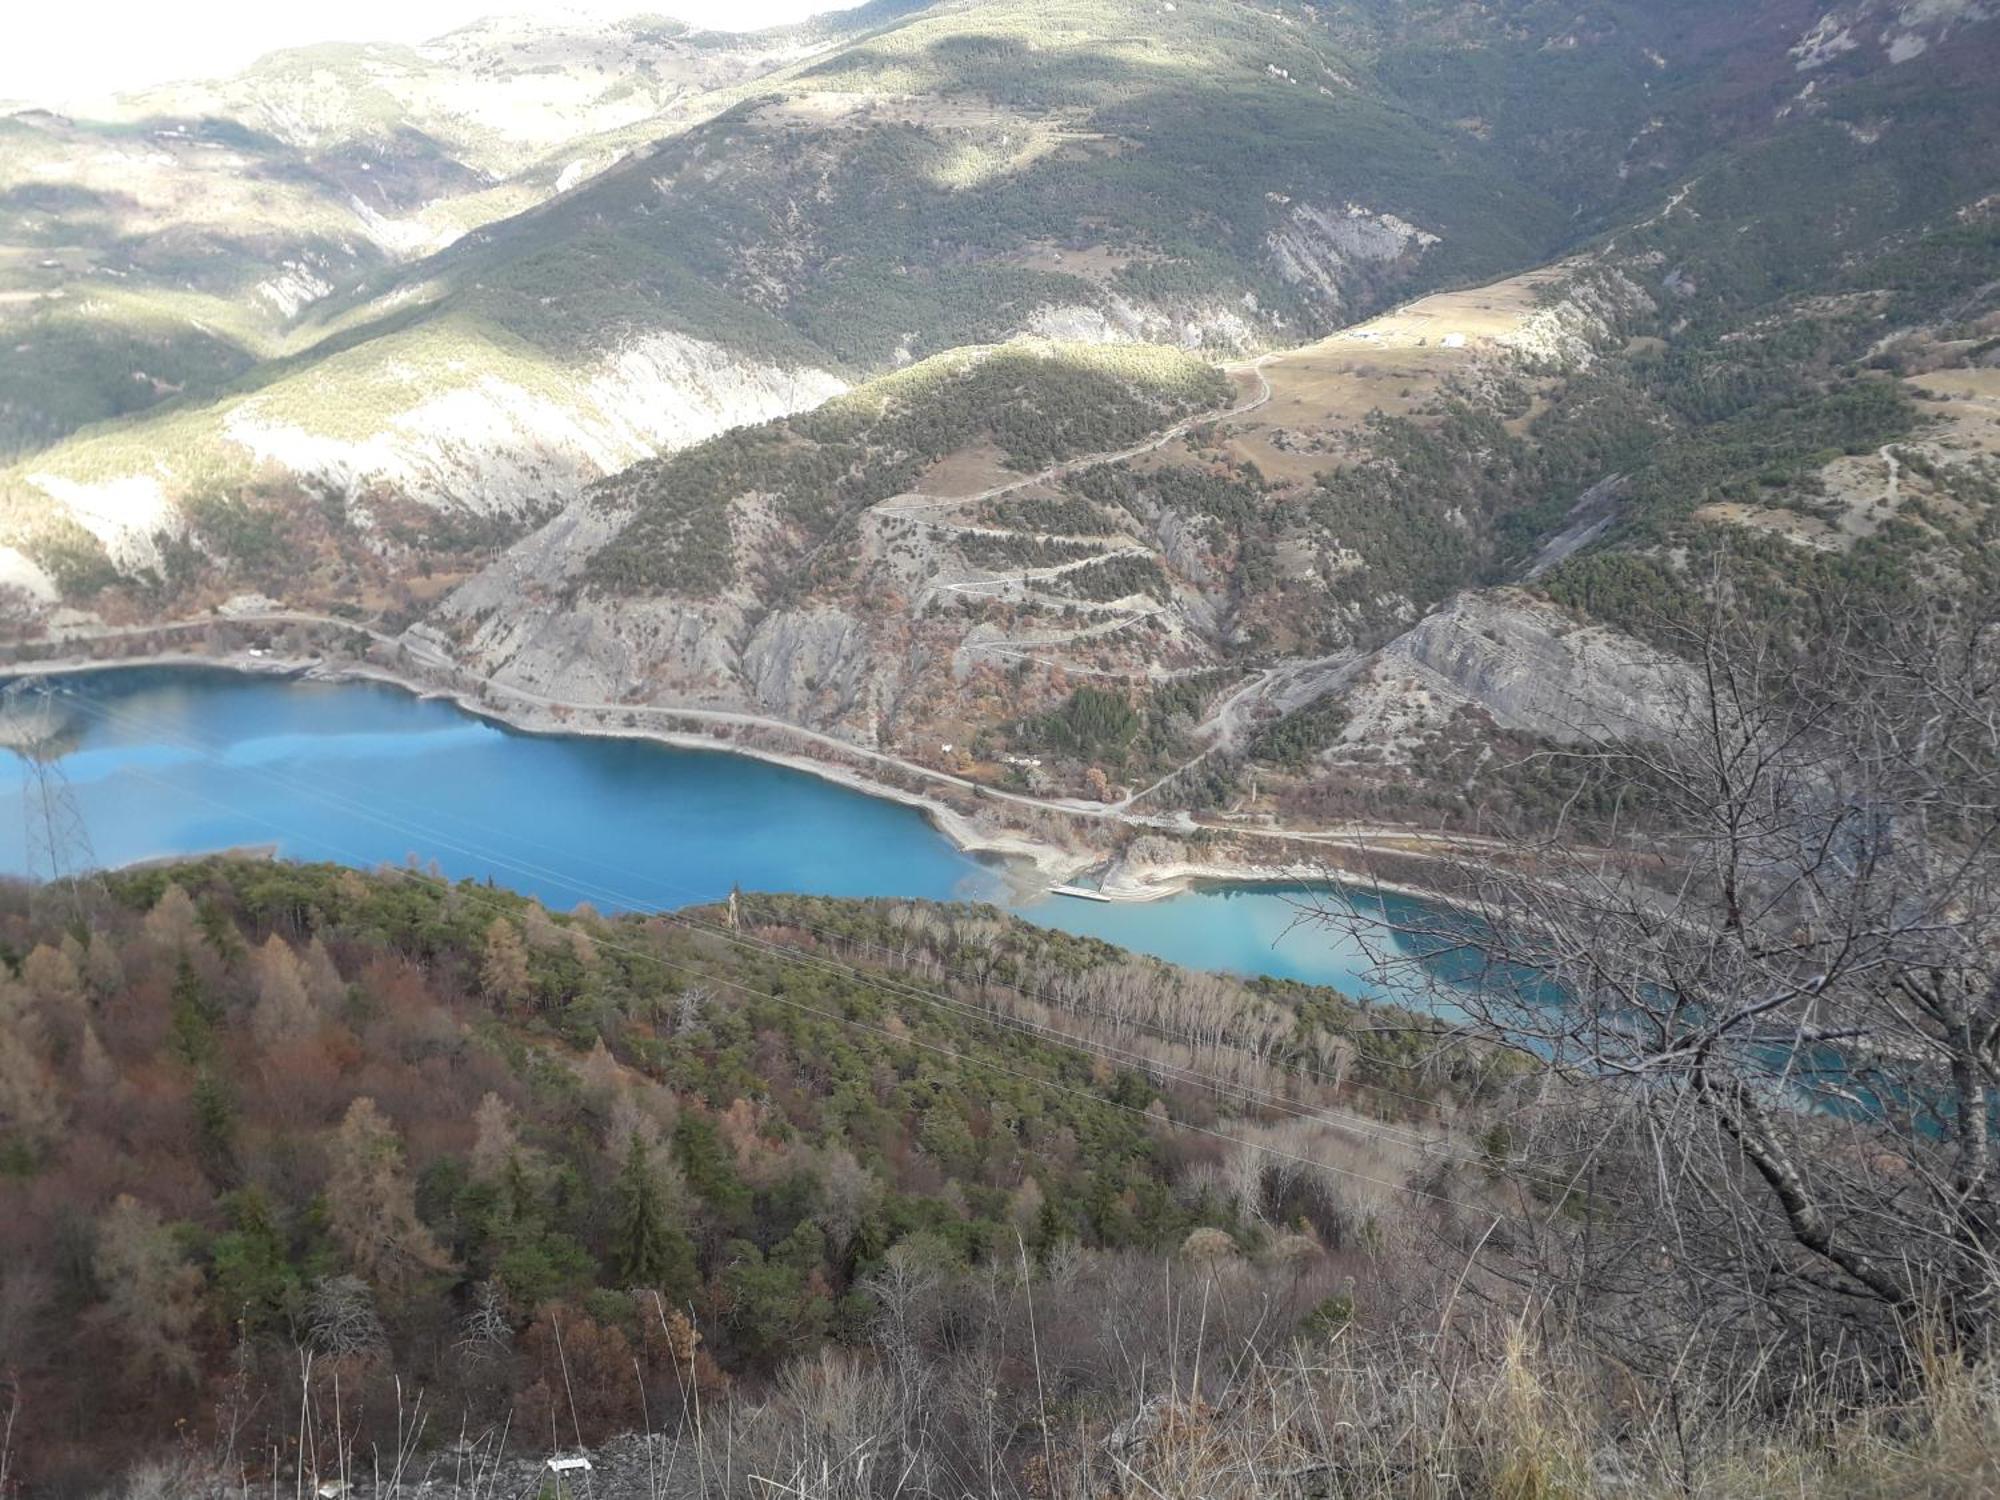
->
[9,358,1552,868]
[932,544,1155,597]
[954,353,1275,509]
[871,353,1275,519]
[15,604,1526,874]
[914,354,1275,668]
[956,606,1176,677]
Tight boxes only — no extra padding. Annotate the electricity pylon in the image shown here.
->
[1,676,104,929]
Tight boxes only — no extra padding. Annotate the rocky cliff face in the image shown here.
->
[1336,589,1688,757]
[423,478,901,731]
[222,334,847,522]
[1266,202,1442,315]
[1022,296,1265,354]
[1789,1,1995,73]
[417,480,746,707]
[16,335,845,579]
[1494,266,1650,367]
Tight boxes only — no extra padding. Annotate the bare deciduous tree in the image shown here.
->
[1322,594,2000,1391]
[673,985,711,1035]
[454,1279,513,1368]
[303,1274,386,1358]
[92,1195,203,1383]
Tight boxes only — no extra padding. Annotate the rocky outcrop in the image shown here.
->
[450,594,746,706]
[1338,588,1688,753]
[1524,475,1627,578]
[1495,266,1651,368]
[1265,202,1440,312]
[224,333,846,520]
[1023,295,1263,353]
[1791,2,1993,73]
[17,471,178,573]
[422,484,745,706]
[21,333,846,575]
[741,607,885,725]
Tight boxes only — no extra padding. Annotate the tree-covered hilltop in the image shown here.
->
[584,341,1228,597]
[0,856,1506,1491]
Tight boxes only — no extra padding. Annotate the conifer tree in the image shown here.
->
[327,1097,451,1293]
[82,932,125,1000]
[302,935,346,1012]
[0,1019,61,1152]
[250,935,315,1048]
[22,943,82,1011]
[168,952,217,1064]
[142,881,199,949]
[77,1021,115,1092]
[612,1135,692,1294]
[191,1069,239,1185]
[481,916,531,1008]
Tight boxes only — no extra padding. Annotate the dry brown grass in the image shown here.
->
[1168,271,1566,485]
[1003,241,1153,281]
[1083,1319,2000,1500]
[683,1306,2000,1500]
[1691,499,1850,550]
[73,1244,2000,1498]
[1910,367,2000,458]
[915,441,1017,497]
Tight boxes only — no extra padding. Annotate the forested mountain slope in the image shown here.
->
[14,0,1994,616]
[6,6,2000,1493]
[0,13,854,461]
[0,857,1495,1490]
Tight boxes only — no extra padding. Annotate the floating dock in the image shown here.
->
[1050,884,1113,903]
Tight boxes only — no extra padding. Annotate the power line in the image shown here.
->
[1,676,106,928]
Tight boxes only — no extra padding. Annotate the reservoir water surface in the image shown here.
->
[0,668,1418,995]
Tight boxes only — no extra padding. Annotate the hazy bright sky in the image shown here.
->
[2,1,850,108]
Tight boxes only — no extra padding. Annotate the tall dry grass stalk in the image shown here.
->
[79,1312,2000,1497]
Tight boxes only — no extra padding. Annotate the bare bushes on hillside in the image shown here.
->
[99,1239,2000,1498]
[1318,589,2000,1399]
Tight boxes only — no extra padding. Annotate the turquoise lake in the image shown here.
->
[0,668,1422,995]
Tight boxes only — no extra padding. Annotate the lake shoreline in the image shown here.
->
[7,644,1467,915]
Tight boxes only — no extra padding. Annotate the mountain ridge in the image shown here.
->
[2,0,1997,869]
